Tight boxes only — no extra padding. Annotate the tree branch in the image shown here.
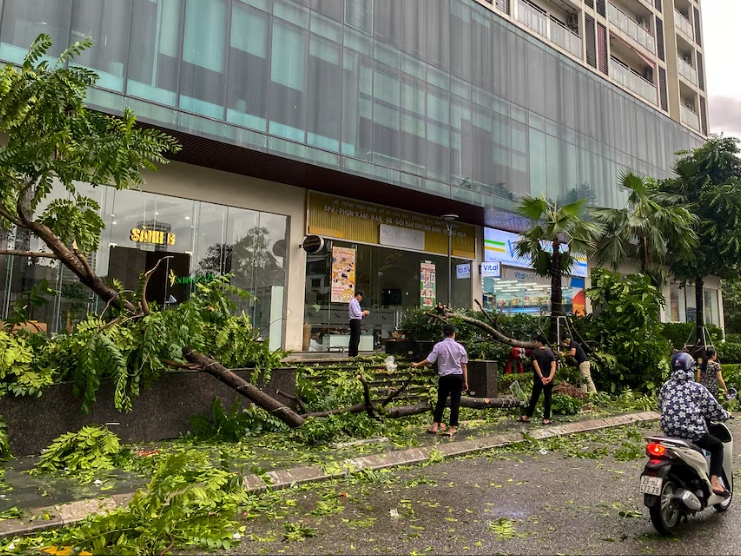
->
[380,373,415,407]
[275,390,310,415]
[72,241,95,278]
[0,205,25,228]
[139,257,170,316]
[0,249,58,259]
[356,374,378,418]
[425,304,537,349]
[161,358,199,370]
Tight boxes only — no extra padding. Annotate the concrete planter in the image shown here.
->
[384,341,437,361]
[0,368,296,456]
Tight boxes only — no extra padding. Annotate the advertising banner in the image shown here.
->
[484,227,587,278]
[420,260,436,308]
[330,246,356,303]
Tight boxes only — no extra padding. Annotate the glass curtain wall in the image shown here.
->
[0,0,702,217]
[0,185,289,345]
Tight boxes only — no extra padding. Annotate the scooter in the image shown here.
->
[640,421,733,534]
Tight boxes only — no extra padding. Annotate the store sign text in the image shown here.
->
[130,228,176,246]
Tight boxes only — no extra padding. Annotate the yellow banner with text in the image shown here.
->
[307,192,476,258]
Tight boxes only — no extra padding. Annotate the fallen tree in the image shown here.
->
[0,36,526,432]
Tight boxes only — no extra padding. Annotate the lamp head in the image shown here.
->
[441,214,459,224]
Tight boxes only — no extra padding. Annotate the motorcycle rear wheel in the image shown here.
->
[714,475,733,512]
[649,478,682,535]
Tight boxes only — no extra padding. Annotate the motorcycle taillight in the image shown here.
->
[646,443,667,457]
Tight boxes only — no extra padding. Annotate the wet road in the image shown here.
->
[233,420,741,555]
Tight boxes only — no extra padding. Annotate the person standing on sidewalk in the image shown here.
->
[348,291,369,357]
[560,335,597,394]
[518,334,556,425]
[412,324,468,436]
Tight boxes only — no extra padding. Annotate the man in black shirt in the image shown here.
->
[518,334,557,425]
[560,335,597,394]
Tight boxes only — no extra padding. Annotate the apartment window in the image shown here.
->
[693,7,702,47]
[655,0,662,13]
[596,0,606,18]
[658,67,668,111]
[585,15,596,68]
[127,0,183,106]
[597,23,607,74]
[700,99,708,136]
[697,52,705,91]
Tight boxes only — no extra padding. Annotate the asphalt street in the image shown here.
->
[232,420,741,555]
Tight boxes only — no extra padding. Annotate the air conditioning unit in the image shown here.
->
[567,13,579,30]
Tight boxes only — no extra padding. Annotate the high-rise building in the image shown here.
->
[0,0,718,350]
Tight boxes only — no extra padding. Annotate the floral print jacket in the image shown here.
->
[659,368,730,441]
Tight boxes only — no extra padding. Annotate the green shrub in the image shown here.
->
[189,398,288,441]
[551,393,585,416]
[716,342,741,364]
[661,322,723,349]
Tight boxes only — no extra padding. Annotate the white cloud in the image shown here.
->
[702,0,741,136]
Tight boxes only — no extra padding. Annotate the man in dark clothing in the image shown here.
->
[560,335,597,394]
[518,334,557,425]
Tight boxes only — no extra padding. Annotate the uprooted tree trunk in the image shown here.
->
[182,349,521,428]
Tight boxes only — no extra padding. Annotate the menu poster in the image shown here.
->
[419,260,436,308]
[331,246,357,303]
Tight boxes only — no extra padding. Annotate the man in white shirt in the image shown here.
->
[348,290,369,357]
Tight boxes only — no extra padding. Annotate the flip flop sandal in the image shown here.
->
[516,416,531,423]
[426,428,439,434]
[542,420,552,426]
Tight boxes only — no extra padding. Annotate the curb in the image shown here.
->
[0,411,659,540]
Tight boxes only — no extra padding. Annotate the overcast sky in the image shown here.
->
[703,0,741,138]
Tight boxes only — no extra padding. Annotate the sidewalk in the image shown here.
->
[0,410,659,540]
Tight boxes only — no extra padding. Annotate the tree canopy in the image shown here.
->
[0,35,179,312]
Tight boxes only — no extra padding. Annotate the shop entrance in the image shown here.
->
[304,240,472,352]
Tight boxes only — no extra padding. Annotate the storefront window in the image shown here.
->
[0,185,289,347]
[304,240,471,351]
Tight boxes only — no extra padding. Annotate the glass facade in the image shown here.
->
[0,0,701,218]
[0,185,289,346]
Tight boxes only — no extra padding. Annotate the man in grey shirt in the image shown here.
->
[348,290,369,357]
[412,324,468,436]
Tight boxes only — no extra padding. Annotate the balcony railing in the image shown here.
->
[677,56,698,86]
[610,57,657,105]
[495,0,510,14]
[515,1,583,59]
[607,3,655,54]
[680,104,700,132]
[550,17,583,58]
[675,9,694,41]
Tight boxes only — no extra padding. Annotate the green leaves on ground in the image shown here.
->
[33,426,123,482]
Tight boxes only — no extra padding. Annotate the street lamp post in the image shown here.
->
[441,214,458,307]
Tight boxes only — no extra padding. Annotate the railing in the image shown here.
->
[515,1,582,59]
[607,3,655,54]
[680,104,700,132]
[610,57,657,105]
[674,9,694,41]
[495,0,510,14]
[677,56,698,86]
[550,17,583,58]
[516,0,548,39]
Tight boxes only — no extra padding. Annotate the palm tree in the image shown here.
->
[592,171,698,286]
[514,195,604,341]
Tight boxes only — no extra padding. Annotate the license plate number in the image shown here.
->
[640,475,663,495]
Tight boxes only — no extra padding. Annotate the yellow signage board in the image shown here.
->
[307,192,475,258]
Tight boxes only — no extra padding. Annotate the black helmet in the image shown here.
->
[671,351,696,373]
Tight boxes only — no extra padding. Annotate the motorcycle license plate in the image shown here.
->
[640,475,663,495]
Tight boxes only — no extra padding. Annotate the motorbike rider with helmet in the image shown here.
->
[659,351,732,496]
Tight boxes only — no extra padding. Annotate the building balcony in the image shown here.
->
[607,2,655,55]
[610,57,657,105]
[494,0,510,14]
[677,56,698,86]
[674,9,694,41]
[680,104,700,132]
[515,0,582,59]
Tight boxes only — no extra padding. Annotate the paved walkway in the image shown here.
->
[0,411,659,540]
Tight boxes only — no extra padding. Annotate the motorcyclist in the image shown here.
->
[659,351,731,496]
